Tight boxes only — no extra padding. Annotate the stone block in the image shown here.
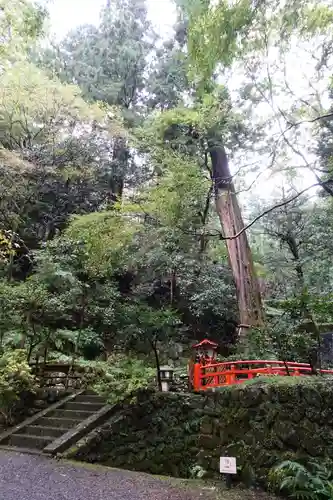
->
[200,417,213,435]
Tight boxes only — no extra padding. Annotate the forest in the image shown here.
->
[1,0,333,400]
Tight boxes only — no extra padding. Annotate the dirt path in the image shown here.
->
[0,450,278,500]
[0,450,217,500]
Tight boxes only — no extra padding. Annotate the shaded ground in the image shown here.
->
[0,451,276,500]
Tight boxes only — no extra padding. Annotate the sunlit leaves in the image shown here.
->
[0,350,37,422]
[63,212,139,278]
[186,0,254,80]
[0,0,47,64]
[186,0,333,80]
[145,155,209,231]
[0,230,14,263]
[0,61,124,149]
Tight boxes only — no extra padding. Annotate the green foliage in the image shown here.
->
[63,212,138,278]
[186,0,254,81]
[41,0,154,113]
[144,155,209,231]
[145,39,190,111]
[0,56,124,254]
[91,355,155,404]
[234,327,276,360]
[147,87,245,152]
[269,460,333,499]
[124,304,180,345]
[0,0,47,63]
[0,61,123,149]
[0,229,14,263]
[0,349,37,423]
[186,0,333,81]
[0,0,242,371]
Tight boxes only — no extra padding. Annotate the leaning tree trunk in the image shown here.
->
[209,144,264,335]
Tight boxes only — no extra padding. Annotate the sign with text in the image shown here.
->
[220,457,237,474]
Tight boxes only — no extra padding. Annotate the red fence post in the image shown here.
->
[230,364,236,385]
[193,363,201,391]
[225,371,231,385]
[215,366,219,386]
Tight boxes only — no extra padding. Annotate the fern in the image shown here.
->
[270,460,333,500]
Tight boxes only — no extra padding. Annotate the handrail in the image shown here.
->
[190,359,333,391]
[203,360,314,369]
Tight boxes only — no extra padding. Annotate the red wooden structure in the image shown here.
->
[192,339,218,363]
[188,339,333,391]
[190,359,333,391]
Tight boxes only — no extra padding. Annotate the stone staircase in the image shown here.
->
[0,391,107,454]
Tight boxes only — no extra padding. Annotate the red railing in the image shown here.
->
[190,359,333,391]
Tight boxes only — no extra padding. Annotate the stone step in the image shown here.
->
[22,425,69,438]
[50,409,95,420]
[0,445,43,455]
[8,433,54,450]
[36,416,82,428]
[64,401,103,412]
[75,394,105,404]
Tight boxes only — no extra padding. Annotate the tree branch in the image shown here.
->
[220,182,325,240]
[281,112,333,135]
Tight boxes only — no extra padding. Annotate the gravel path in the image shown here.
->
[0,451,214,500]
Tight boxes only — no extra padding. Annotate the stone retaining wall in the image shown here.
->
[69,379,333,484]
[0,387,69,430]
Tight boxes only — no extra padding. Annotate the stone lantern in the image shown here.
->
[192,339,218,365]
[159,365,174,392]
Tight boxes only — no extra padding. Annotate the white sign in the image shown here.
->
[220,457,237,474]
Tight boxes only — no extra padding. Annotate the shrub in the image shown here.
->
[269,460,333,499]
[88,355,155,404]
[0,349,37,424]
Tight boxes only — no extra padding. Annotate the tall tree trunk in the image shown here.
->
[209,144,264,334]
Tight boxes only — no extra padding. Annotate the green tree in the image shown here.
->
[0,60,124,251]
[124,304,180,390]
[0,0,47,64]
[138,88,264,332]
[37,0,155,201]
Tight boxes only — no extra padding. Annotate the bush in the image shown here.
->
[0,350,37,424]
[269,460,333,499]
[87,355,155,404]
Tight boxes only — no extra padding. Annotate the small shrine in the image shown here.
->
[192,338,218,365]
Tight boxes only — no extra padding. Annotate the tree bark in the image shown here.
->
[209,144,264,333]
